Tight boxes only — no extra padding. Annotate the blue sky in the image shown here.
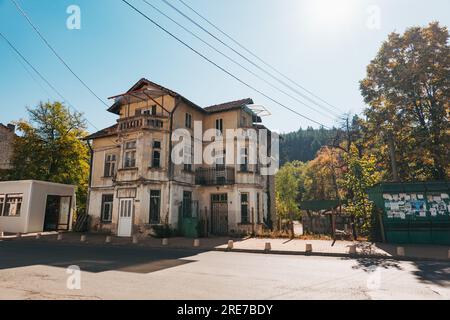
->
[0,0,449,134]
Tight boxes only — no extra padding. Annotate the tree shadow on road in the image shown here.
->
[342,256,450,287]
[342,242,404,273]
[343,257,403,272]
[412,261,450,287]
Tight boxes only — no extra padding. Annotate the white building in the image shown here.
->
[0,180,76,234]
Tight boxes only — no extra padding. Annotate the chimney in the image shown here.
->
[7,124,15,132]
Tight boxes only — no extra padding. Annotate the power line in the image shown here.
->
[160,0,341,118]
[0,31,102,132]
[121,0,329,128]
[141,0,334,121]
[0,31,71,107]
[4,41,55,100]
[10,0,109,108]
[176,0,344,115]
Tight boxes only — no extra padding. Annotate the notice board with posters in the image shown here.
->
[383,192,450,220]
[368,182,450,245]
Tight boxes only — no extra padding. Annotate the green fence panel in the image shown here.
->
[431,222,450,245]
[386,230,409,244]
[409,229,432,244]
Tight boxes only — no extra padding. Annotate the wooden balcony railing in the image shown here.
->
[117,114,167,132]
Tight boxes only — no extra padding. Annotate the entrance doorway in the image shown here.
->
[43,195,72,231]
[118,198,133,237]
[211,194,228,235]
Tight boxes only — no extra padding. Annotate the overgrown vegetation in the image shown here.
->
[275,22,450,237]
[152,224,175,238]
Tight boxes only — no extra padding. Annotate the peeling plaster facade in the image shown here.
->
[85,78,276,237]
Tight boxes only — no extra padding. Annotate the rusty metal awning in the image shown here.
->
[107,87,170,114]
[108,87,166,101]
[245,104,271,117]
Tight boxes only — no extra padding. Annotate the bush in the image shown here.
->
[152,224,174,238]
[196,220,207,238]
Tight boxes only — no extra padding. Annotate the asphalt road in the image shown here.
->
[0,240,449,300]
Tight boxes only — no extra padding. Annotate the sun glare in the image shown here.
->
[304,0,360,28]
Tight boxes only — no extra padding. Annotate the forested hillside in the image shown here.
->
[280,127,336,164]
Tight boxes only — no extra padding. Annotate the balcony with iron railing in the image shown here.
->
[117,114,168,132]
[195,165,235,186]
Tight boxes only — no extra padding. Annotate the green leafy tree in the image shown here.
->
[360,22,450,181]
[302,147,344,201]
[275,161,304,222]
[8,102,90,213]
[341,145,381,235]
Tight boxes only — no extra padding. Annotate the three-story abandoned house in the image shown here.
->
[85,79,276,237]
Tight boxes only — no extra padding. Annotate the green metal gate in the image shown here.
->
[178,200,199,238]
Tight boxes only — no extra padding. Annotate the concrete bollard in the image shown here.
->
[132,235,139,244]
[227,240,234,250]
[80,234,87,242]
[305,243,313,253]
[264,242,271,253]
[105,235,112,243]
[36,233,41,239]
[162,238,169,246]
[193,239,200,247]
[396,246,405,256]
[0,231,4,238]
[57,232,63,241]
[348,245,357,254]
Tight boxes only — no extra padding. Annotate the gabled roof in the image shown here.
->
[204,98,254,114]
[254,124,270,131]
[85,79,264,141]
[0,123,16,133]
[84,124,118,140]
[107,78,206,115]
[107,79,257,117]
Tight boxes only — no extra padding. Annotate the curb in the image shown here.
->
[3,236,449,263]
[213,247,450,263]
